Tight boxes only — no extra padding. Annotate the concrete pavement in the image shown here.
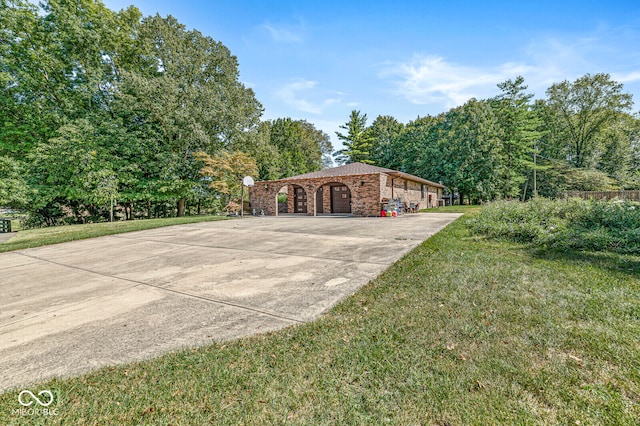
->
[0,213,462,392]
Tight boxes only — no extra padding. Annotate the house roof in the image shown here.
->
[274,162,445,188]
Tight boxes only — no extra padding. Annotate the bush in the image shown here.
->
[469,198,640,254]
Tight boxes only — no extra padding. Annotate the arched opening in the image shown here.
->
[275,185,288,216]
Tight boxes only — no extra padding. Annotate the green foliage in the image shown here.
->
[543,73,634,169]
[469,198,640,254]
[421,99,503,203]
[264,118,331,178]
[0,0,262,223]
[0,156,31,208]
[196,150,258,203]
[360,74,639,201]
[368,115,404,167]
[334,110,374,164]
[536,164,618,198]
[489,76,541,198]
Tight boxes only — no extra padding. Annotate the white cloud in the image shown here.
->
[611,71,640,83]
[381,55,536,107]
[381,28,640,109]
[274,79,346,114]
[261,21,303,43]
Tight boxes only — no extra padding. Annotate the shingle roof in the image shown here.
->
[273,162,445,188]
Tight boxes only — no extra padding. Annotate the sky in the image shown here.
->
[101,0,640,149]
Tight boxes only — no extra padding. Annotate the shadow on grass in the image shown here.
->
[532,247,640,278]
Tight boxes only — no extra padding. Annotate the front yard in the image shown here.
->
[0,212,638,424]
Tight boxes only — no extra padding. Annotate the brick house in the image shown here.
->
[249,162,445,216]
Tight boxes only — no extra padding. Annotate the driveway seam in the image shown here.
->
[109,234,396,266]
[12,251,304,325]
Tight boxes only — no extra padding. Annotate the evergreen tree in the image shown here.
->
[334,110,374,164]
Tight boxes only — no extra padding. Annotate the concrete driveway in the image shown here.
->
[0,213,461,392]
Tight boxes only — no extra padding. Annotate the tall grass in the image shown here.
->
[469,198,640,254]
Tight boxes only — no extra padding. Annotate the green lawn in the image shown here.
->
[0,215,229,253]
[420,204,482,214]
[1,213,638,424]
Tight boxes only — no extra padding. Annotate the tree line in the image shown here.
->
[2,1,638,225]
[0,0,331,225]
[336,75,640,204]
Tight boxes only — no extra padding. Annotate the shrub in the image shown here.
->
[469,198,640,254]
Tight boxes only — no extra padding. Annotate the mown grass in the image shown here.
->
[0,215,229,253]
[1,213,638,425]
[420,205,482,214]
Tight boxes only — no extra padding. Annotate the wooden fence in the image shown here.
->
[564,190,640,201]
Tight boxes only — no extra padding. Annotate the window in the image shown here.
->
[421,185,425,200]
[404,181,408,191]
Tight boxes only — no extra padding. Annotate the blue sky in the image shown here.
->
[102,0,640,148]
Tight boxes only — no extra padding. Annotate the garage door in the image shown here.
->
[331,185,351,213]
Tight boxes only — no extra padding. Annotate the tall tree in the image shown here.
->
[597,113,638,187]
[116,14,262,215]
[544,73,633,168]
[393,115,441,175]
[334,110,374,164]
[369,115,404,168]
[436,99,503,203]
[490,76,540,198]
[266,118,331,178]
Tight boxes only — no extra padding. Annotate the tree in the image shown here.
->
[119,14,262,216]
[196,151,258,206]
[368,115,404,168]
[334,110,374,164]
[490,76,540,198]
[0,156,30,208]
[28,119,118,223]
[544,73,633,169]
[392,115,441,175]
[436,99,503,203]
[596,112,640,188]
[0,0,140,158]
[264,118,331,178]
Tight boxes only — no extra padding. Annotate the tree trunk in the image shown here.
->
[197,199,201,215]
[458,192,464,206]
[177,198,186,217]
[147,200,152,219]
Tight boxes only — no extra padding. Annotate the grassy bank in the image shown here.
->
[1,213,638,424]
[0,215,229,253]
